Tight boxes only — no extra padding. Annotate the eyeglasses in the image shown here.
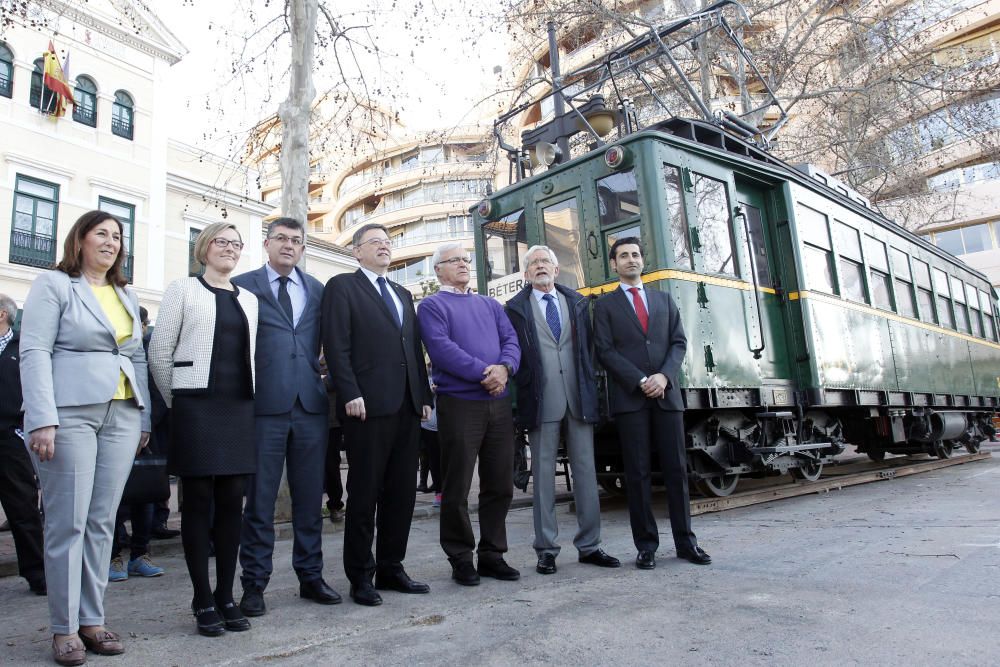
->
[436,256,472,267]
[359,238,392,249]
[528,257,554,267]
[269,234,305,246]
[212,238,245,250]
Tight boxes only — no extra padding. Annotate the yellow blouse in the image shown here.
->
[92,284,135,400]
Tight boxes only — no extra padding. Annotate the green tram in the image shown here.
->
[472,117,1000,496]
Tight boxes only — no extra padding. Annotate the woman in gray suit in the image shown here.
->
[20,210,152,666]
[148,222,258,637]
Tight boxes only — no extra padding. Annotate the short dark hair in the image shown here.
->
[266,217,305,238]
[609,236,644,261]
[139,306,149,325]
[352,223,390,248]
[55,210,128,287]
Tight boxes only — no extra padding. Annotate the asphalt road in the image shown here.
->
[3,451,998,666]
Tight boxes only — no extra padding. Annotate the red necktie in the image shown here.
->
[628,287,648,333]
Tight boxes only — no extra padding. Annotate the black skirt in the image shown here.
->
[167,279,256,477]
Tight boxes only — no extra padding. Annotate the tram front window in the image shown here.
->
[597,170,639,228]
[483,209,527,301]
[541,197,585,290]
[693,174,737,277]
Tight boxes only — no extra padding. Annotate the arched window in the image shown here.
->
[0,43,13,98]
[29,57,56,111]
[111,90,134,140]
[72,75,97,127]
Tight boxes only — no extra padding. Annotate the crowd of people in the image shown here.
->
[0,210,710,666]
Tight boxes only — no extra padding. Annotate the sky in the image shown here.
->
[154,0,512,157]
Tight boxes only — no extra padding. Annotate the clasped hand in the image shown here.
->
[641,373,669,399]
[481,364,509,396]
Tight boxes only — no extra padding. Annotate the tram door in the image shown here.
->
[734,184,796,390]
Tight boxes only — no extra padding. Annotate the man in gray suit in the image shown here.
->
[236,218,341,615]
[505,246,620,575]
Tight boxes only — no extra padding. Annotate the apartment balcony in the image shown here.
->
[9,230,56,268]
[336,156,491,201]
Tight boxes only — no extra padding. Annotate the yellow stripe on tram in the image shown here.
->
[578,269,777,297]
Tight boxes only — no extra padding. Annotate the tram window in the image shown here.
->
[541,198,585,290]
[889,247,911,281]
[917,288,937,324]
[971,307,984,338]
[797,204,832,250]
[951,277,966,304]
[840,258,866,302]
[664,165,691,269]
[741,205,772,288]
[932,267,950,295]
[895,278,916,318]
[912,259,931,289]
[835,221,862,260]
[803,245,836,294]
[482,209,527,283]
[606,225,641,251]
[596,170,639,228]
[865,236,889,271]
[955,305,970,333]
[979,290,994,339]
[693,174,737,277]
[871,270,893,311]
[937,296,956,329]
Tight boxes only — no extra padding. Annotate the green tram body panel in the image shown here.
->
[474,126,1000,414]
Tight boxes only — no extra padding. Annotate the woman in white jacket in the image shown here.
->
[148,222,257,637]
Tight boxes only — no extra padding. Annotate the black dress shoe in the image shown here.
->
[636,550,656,570]
[677,546,712,565]
[478,558,520,581]
[151,524,181,540]
[451,560,480,586]
[215,593,251,632]
[349,581,383,606]
[535,553,557,575]
[300,578,343,605]
[28,578,47,596]
[239,586,266,617]
[192,602,225,637]
[375,569,430,594]
[579,549,621,568]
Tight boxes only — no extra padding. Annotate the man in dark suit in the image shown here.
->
[593,237,711,569]
[0,293,46,595]
[321,223,432,606]
[236,218,341,616]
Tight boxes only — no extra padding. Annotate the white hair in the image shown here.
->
[0,293,16,323]
[431,241,468,267]
[524,244,558,266]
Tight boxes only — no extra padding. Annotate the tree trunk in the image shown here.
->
[278,0,318,224]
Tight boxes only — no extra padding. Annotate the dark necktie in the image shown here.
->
[628,287,649,333]
[378,276,401,328]
[543,293,561,341]
[277,275,293,322]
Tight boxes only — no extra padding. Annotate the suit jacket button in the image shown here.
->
[291,353,297,359]
[112,349,119,355]
[646,340,651,345]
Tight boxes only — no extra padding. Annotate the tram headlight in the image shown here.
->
[604,145,632,170]
[477,198,495,220]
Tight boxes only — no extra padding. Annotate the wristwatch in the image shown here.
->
[502,362,514,376]
[639,375,648,387]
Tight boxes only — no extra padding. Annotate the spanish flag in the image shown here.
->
[42,40,73,117]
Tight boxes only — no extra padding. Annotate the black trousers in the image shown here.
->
[342,405,420,584]
[419,428,441,493]
[436,394,514,564]
[112,502,153,561]
[324,426,344,512]
[0,432,44,583]
[614,406,697,554]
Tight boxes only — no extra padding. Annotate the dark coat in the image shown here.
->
[505,283,599,431]
[0,334,23,436]
[232,265,328,416]
[593,286,687,414]
[321,269,431,418]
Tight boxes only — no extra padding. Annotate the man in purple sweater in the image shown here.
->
[417,242,522,586]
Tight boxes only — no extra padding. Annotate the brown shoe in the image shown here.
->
[51,636,86,666]
[79,628,124,655]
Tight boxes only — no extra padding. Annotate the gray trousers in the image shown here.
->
[528,415,601,557]
[33,401,139,635]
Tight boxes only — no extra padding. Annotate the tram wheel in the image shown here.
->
[965,440,982,454]
[790,459,823,482]
[933,441,954,459]
[598,475,626,496]
[866,448,886,463]
[696,473,740,497]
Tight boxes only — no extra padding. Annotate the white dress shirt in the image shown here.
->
[618,280,649,316]
[532,288,564,331]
